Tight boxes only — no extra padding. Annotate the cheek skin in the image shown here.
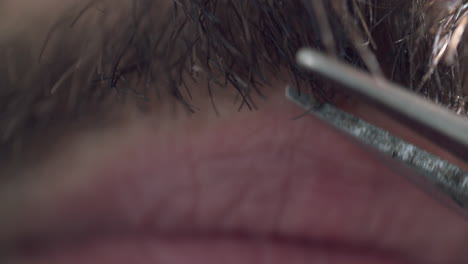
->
[2,77,468,264]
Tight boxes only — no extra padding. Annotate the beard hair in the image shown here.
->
[0,0,466,158]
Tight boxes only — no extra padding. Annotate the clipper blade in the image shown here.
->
[286,85,468,216]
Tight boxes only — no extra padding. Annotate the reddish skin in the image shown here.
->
[2,80,468,264]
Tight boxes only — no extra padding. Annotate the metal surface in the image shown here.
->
[287,48,468,215]
[286,85,468,214]
[296,48,468,163]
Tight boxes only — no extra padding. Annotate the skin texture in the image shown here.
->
[1,0,468,264]
[3,79,468,264]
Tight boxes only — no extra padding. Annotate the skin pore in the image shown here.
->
[1,0,468,263]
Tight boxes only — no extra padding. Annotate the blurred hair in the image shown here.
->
[0,0,466,156]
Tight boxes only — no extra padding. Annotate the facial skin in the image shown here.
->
[1,0,468,263]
